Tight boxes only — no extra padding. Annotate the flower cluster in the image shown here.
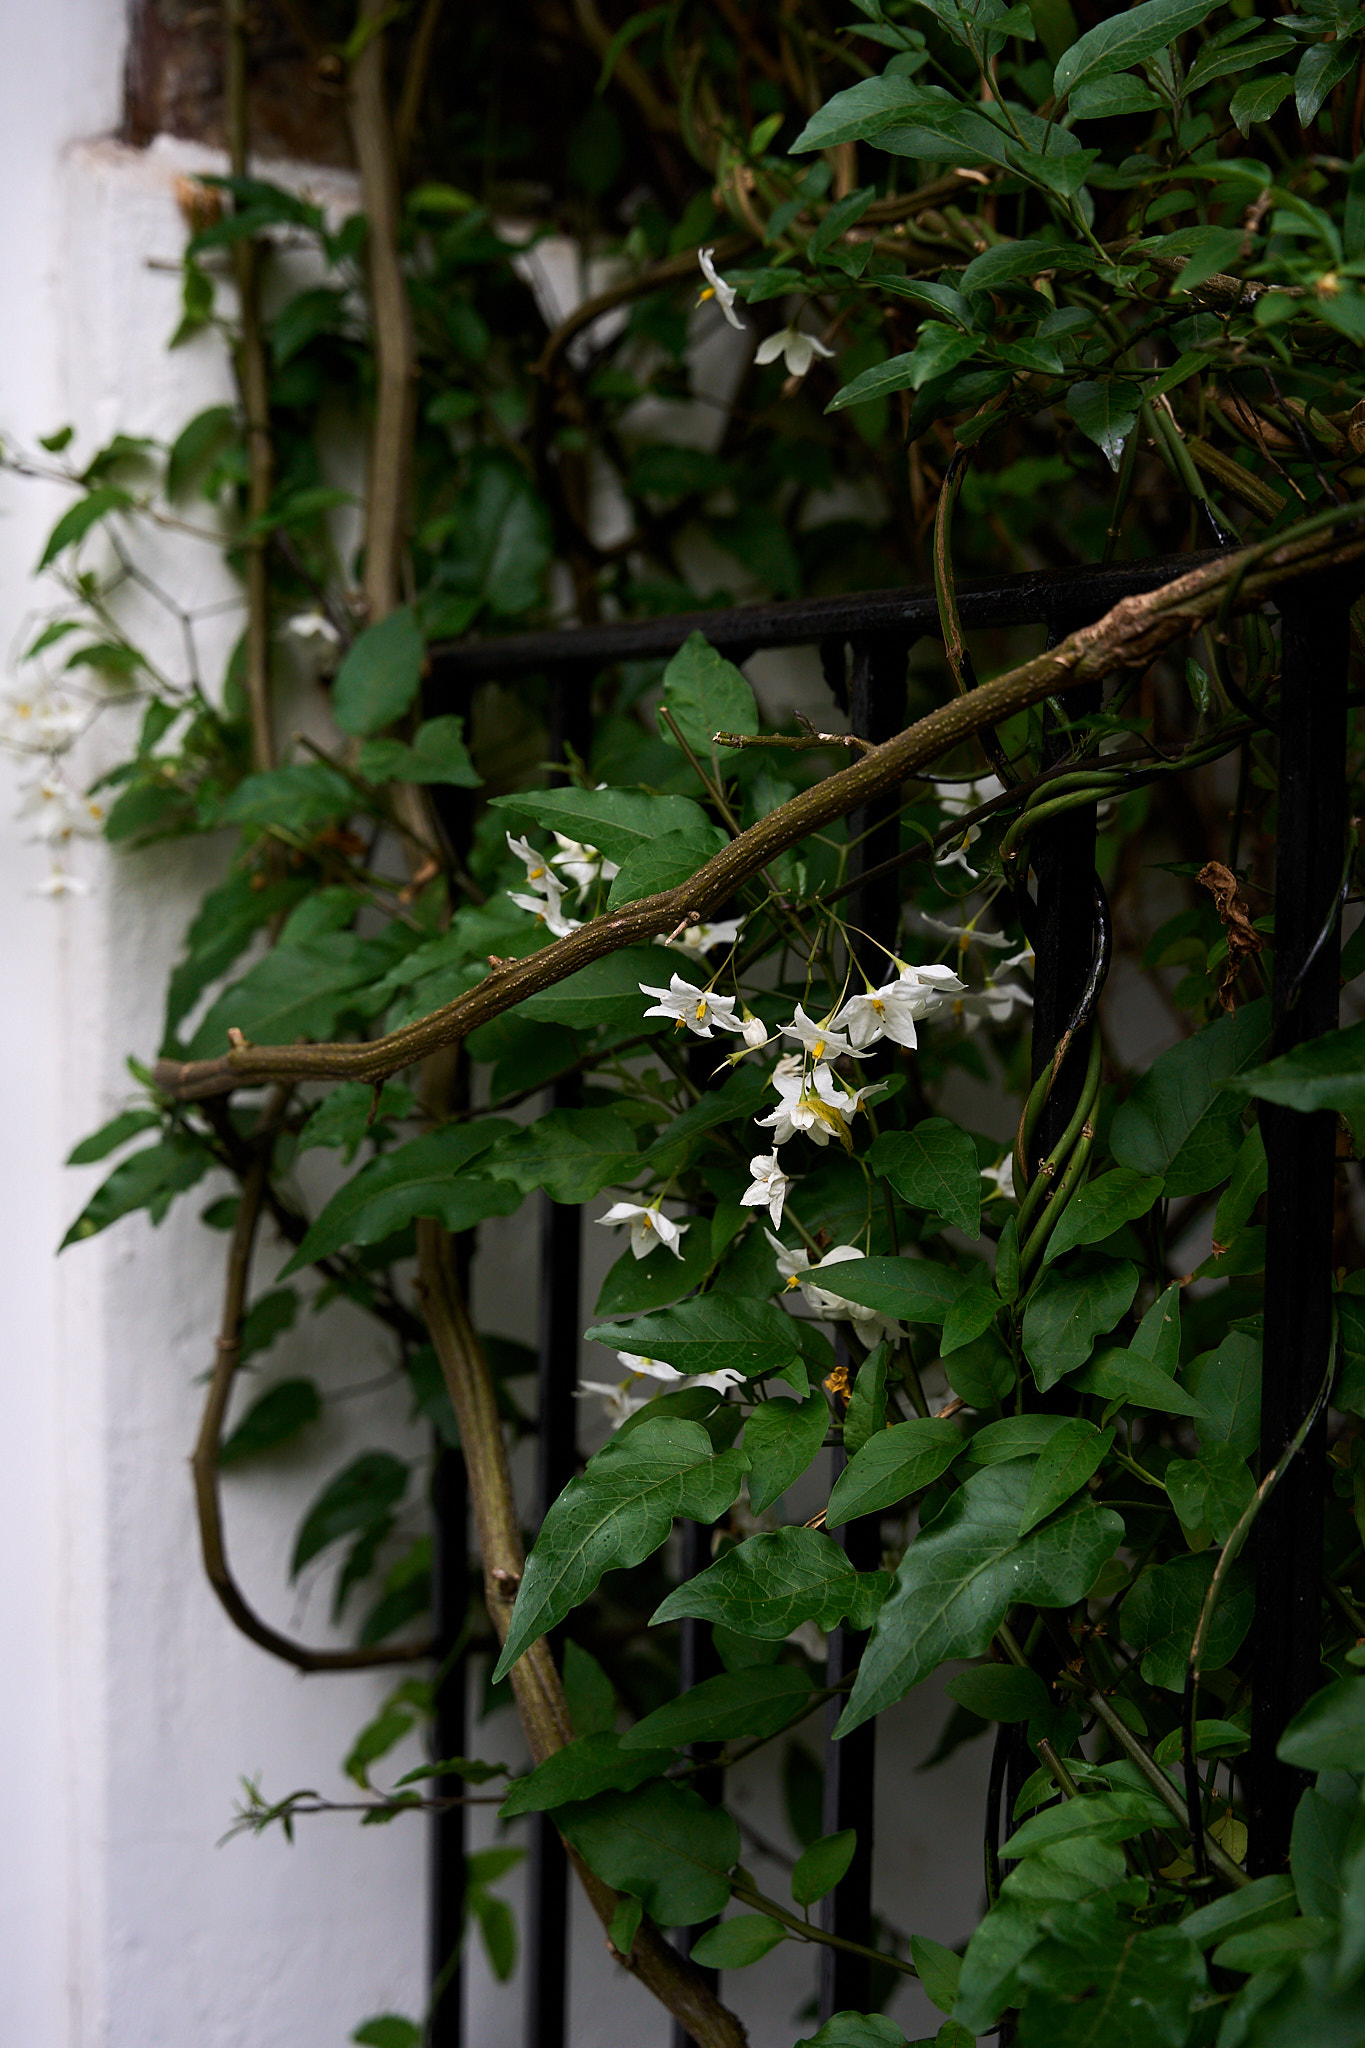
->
[578,1349,746,1431]
[1,679,98,899]
[506,833,585,939]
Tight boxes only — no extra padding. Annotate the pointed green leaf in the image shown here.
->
[745,1390,830,1514]
[292,1451,408,1575]
[562,1641,617,1737]
[659,632,759,755]
[826,1419,962,1529]
[1021,1260,1138,1392]
[799,1255,977,1326]
[585,1295,803,1381]
[944,1664,1050,1723]
[557,1778,738,1927]
[1054,0,1223,100]
[514,945,684,1032]
[1229,1020,1365,1123]
[910,1933,963,2016]
[1112,999,1268,1180]
[490,786,712,866]
[1278,1674,1365,1772]
[1071,1344,1208,1419]
[838,1463,1122,1733]
[607,826,730,908]
[37,485,133,568]
[621,1665,816,1751]
[66,1108,161,1165]
[1165,1443,1254,1541]
[332,607,425,737]
[219,1378,322,1466]
[1185,1328,1260,1455]
[280,1124,517,1274]
[485,1108,641,1204]
[1065,380,1142,471]
[792,1830,857,1907]
[493,1421,746,1678]
[1018,1422,1113,1537]
[499,1732,665,1817]
[60,1135,211,1249]
[1042,1170,1163,1265]
[1123,1552,1253,1689]
[356,715,481,787]
[872,1120,981,1237]
[844,1341,890,1456]
[652,1527,858,1639]
[690,1914,787,1968]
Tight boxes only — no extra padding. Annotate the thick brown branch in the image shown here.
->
[192,1107,433,1673]
[415,1221,748,2048]
[155,524,1365,1103]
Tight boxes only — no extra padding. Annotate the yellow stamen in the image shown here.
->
[812,1038,826,1060]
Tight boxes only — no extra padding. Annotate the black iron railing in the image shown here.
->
[419,548,1351,2045]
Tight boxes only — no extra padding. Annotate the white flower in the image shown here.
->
[935,774,1005,878]
[981,1154,1016,1201]
[952,982,1034,1033]
[597,1199,689,1260]
[1001,945,1035,975]
[655,918,743,958]
[506,832,557,895]
[640,973,742,1039]
[754,325,835,380]
[691,1368,748,1392]
[618,1351,685,1382]
[755,1063,884,1150]
[766,1234,902,1348]
[782,1003,862,1064]
[17,771,105,843]
[698,247,746,331]
[551,833,619,901]
[833,965,966,1052]
[284,610,341,657]
[919,913,1017,955]
[741,1152,793,1229]
[32,865,90,899]
[575,1380,653,1429]
[509,879,582,938]
[0,684,86,750]
[742,1015,770,1050]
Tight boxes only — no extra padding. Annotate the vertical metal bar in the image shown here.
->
[429,1446,467,2048]
[819,634,906,2021]
[671,1519,724,2048]
[524,664,593,2048]
[1248,579,1348,1873]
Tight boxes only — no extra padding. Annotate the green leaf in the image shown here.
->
[796,2014,908,2047]
[186,931,392,1061]
[828,329,979,413]
[593,1227,716,1318]
[1291,1786,1356,1921]
[1123,1552,1253,1689]
[238,1286,298,1363]
[292,1451,408,1575]
[607,826,730,908]
[1165,1443,1254,1541]
[871,1121,981,1237]
[1214,1125,1267,1244]
[792,1829,857,1907]
[498,1732,664,1817]
[491,786,712,866]
[557,1777,738,1927]
[690,1914,787,1968]
[652,1527,860,1639]
[1180,1874,1296,1950]
[493,1421,745,1678]
[1213,1918,1335,1973]
[1042,1170,1164,1265]
[945,1664,1050,1723]
[910,1933,963,2016]
[1017,1905,1205,2048]
[659,631,759,756]
[1065,380,1142,471]
[166,404,238,499]
[217,765,355,835]
[1071,1344,1208,1419]
[219,1379,322,1466]
[1021,1260,1139,1392]
[839,1463,1122,1733]
[1229,1020,1365,1124]
[801,1254,977,1326]
[959,239,1097,294]
[66,1108,161,1164]
[790,74,936,152]
[1019,1422,1113,1537]
[1005,1787,1171,1858]
[562,1640,617,1737]
[1111,999,1268,1182]
[356,716,481,787]
[37,485,133,568]
[60,1135,211,1249]
[1185,1328,1261,1455]
[958,1414,1076,1469]
[280,1125,517,1274]
[353,2018,421,2048]
[826,1419,963,1529]
[1296,38,1360,128]
[608,1894,642,1957]
[585,1295,803,1381]
[486,1109,640,1204]
[622,1665,816,1750]
[746,1390,831,1515]
[1152,1719,1249,1766]
[515,946,683,1033]
[332,608,425,737]
[163,871,306,1041]
[1278,1674,1365,1772]
[843,1343,890,1455]
[1054,0,1223,100]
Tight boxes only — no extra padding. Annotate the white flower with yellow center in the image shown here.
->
[640,973,742,1039]
[935,773,1005,878]
[755,1063,883,1150]
[550,833,619,901]
[834,965,966,1051]
[764,1234,903,1348]
[506,831,556,894]
[0,684,86,750]
[697,247,745,330]
[754,325,835,380]
[655,917,743,958]
[952,981,1033,1032]
[981,1154,1016,1201]
[782,1003,863,1064]
[17,772,105,844]
[575,1380,652,1429]
[509,872,582,938]
[33,865,90,899]
[741,1152,794,1229]
[597,1199,689,1261]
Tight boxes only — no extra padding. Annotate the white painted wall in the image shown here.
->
[0,17,990,2044]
